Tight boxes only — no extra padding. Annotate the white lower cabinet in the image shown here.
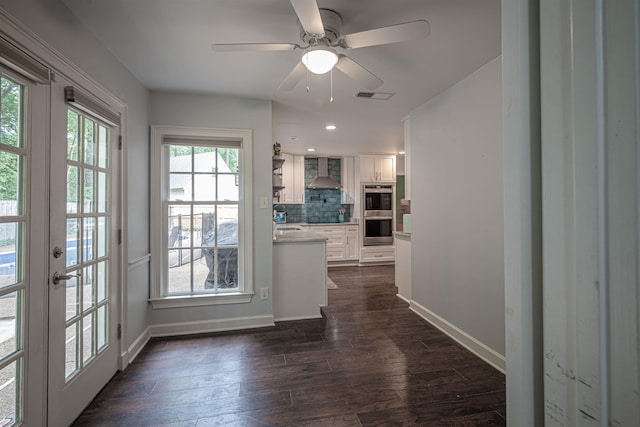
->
[360,245,396,263]
[303,224,359,263]
[345,226,359,260]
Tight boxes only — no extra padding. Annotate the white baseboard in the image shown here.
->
[120,326,151,368]
[410,300,506,373]
[148,315,275,338]
[396,293,411,304]
[274,314,323,322]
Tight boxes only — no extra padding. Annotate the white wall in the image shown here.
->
[410,56,505,359]
[0,0,150,349]
[148,91,274,325]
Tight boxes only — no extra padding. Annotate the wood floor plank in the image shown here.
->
[72,265,505,426]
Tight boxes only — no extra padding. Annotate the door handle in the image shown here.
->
[52,271,82,285]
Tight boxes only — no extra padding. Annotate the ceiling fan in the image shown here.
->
[211,0,430,91]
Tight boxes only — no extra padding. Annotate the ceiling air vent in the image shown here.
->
[355,91,394,100]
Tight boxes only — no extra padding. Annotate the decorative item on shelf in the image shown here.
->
[338,208,345,223]
[273,141,281,157]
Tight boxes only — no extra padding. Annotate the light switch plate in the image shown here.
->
[259,196,268,209]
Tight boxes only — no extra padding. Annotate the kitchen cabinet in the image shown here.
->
[345,225,359,260]
[341,156,357,204]
[360,154,396,182]
[360,245,395,263]
[280,153,305,204]
[302,224,359,264]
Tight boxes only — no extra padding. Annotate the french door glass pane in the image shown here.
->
[83,217,95,262]
[66,165,80,214]
[0,291,19,360]
[97,305,107,351]
[0,152,23,215]
[96,261,107,303]
[0,360,19,422]
[97,216,107,258]
[65,275,80,321]
[82,313,94,364]
[83,118,95,166]
[83,169,95,213]
[97,172,108,213]
[98,125,108,169]
[0,77,24,148]
[66,219,80,268]
[65,323,79,379]
[67,110,80,161]
[0,222,23,289]
[82,264,95,312]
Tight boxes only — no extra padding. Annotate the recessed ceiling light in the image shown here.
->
[288,136,299,141]
[307,148,316,152]
[399,151,405,155]
[325,124,337,130]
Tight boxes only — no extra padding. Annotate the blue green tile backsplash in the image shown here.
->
[279,158,352,223]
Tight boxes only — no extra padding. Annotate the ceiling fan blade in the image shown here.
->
[342,20,430,49]
[290,0,325,36]
[212,43,299,52]
[335,55,383,90]
[278,61,307,91]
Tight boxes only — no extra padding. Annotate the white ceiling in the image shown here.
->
[61,0,501,156]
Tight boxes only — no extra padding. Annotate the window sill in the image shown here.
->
[149,292,254,309]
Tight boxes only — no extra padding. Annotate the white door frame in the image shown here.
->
[503,0,640,425]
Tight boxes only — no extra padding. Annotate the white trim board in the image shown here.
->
[410,300,506,373]
[148,315,275,338]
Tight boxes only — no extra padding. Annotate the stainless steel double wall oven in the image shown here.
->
[362,184,394,245]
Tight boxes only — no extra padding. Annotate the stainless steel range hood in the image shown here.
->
[307,157,342,189]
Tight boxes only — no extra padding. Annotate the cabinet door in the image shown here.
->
[359,155,377,182]
[345,227,359,260]
[280,153,294,203]
[293,155,305,204]
[377,156,396,182]
[341,156,356,203]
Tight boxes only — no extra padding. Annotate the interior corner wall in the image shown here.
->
[0,0,150,350]
[409,56,505,357]
[148,91,274,326]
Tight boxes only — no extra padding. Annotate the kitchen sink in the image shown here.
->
[276,226,302,231]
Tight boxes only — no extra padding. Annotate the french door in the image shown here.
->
[47,78,120,426]
[0,63,50,426]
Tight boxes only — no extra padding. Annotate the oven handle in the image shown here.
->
[364,188,393,193]
[363,216,393,220]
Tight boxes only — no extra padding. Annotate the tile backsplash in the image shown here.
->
[280,158,351,223]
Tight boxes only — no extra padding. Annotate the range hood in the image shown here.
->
[307,157,342,189]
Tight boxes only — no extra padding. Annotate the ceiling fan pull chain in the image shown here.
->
[330,68,334,103]
[306,60,310,92]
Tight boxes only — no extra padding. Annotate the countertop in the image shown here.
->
[395,231,412,239]
[273,227,328,243]
[286,222,358,227]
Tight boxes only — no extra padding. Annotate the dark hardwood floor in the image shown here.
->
[73,265,505,426]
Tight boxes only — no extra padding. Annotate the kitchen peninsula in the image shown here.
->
[272,227,328,321]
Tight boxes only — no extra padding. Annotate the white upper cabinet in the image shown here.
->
[280,153,305,204]
[360,154,396,182]
[341,156,356,204]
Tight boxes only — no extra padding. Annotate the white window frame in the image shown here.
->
[149,125,253,309]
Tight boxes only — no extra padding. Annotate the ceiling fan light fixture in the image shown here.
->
[302,46,338,74]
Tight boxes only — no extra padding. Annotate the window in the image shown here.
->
[150,126,253,308]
